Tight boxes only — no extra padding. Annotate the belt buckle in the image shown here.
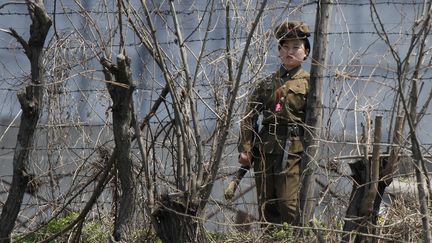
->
[289,125,298,136]
[269,124,277,135]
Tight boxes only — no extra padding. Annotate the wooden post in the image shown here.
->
[360,116,382,216]
[298,0,333,226]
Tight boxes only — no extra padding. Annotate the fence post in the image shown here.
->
[298,0,333,227]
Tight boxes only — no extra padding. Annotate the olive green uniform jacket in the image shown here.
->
[238,65,309,155]
[238,65,310,224]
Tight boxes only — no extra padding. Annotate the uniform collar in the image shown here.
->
[279,65,302,79]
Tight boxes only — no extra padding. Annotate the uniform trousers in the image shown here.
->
[253,151,301,224]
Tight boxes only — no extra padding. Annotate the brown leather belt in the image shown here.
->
[263,124,304,137]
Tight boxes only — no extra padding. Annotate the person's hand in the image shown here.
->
[238,152,252,166]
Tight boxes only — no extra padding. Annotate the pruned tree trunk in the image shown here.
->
[101,53,136,241]
[370,116,403,230]
[344,116,382,242]
[152,197,206,243]
[343,115,404,242]
[0,1,51,242]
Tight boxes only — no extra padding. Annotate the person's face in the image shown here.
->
[278,39,308,69]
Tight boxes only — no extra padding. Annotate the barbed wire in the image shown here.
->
[0,72,430,94]
[0,2,430,136]
[0,2,429,239]
[0,103,431,130]
[0,30,420,51]
[0,1,426,16]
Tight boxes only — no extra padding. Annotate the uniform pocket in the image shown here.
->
[287,84,307,95]
[285,84,307,112]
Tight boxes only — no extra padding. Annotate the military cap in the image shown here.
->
[275,20,311,54]
[275,20,311,40]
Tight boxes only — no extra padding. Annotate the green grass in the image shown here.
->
[14,213,109,243]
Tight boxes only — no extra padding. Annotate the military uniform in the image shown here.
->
[238,64,309,224]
